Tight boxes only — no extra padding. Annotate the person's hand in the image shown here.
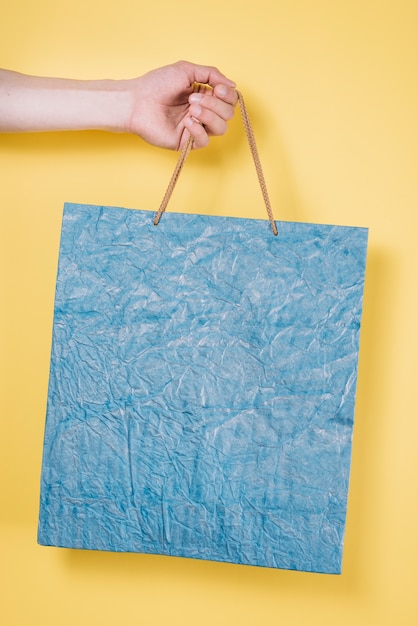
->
[0,61,237,150]
[127,60,238,150]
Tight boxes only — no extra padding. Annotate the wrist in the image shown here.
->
[89,79,135,133]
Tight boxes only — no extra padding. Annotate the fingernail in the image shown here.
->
[189,93,202,103]
[217,85,228,96]
[190,104,202,117]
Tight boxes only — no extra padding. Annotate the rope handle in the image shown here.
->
[154,90,278,236]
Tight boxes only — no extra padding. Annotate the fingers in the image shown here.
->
[167,60,238,149]
[187,84,237,141]
[178,59,238,133]
[176,60,236,90]
[184,116,210,149]
[190,83,238,110]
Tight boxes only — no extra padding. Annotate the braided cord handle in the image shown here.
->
[154,90,278,236]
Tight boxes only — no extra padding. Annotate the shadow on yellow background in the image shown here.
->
[1,1,418,625]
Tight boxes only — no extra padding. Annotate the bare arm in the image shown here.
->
[0,61,237,149]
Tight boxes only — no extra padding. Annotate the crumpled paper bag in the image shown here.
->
[38,202,368,574]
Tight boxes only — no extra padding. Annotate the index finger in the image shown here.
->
[177,60,236,89]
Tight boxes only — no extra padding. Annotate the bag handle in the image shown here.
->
[154,90,278,236]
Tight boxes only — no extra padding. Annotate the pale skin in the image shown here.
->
[0,60,238,150]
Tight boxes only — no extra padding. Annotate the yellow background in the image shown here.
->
[1,1,417,624]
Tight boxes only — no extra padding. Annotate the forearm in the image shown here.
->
[0,69,133,133]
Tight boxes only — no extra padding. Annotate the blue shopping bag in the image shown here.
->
[38,93,368,573]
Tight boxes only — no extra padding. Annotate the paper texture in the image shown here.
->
[38,203,368,573]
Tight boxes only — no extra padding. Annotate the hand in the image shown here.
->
[127,60,238,150]
[0,61,238,150]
